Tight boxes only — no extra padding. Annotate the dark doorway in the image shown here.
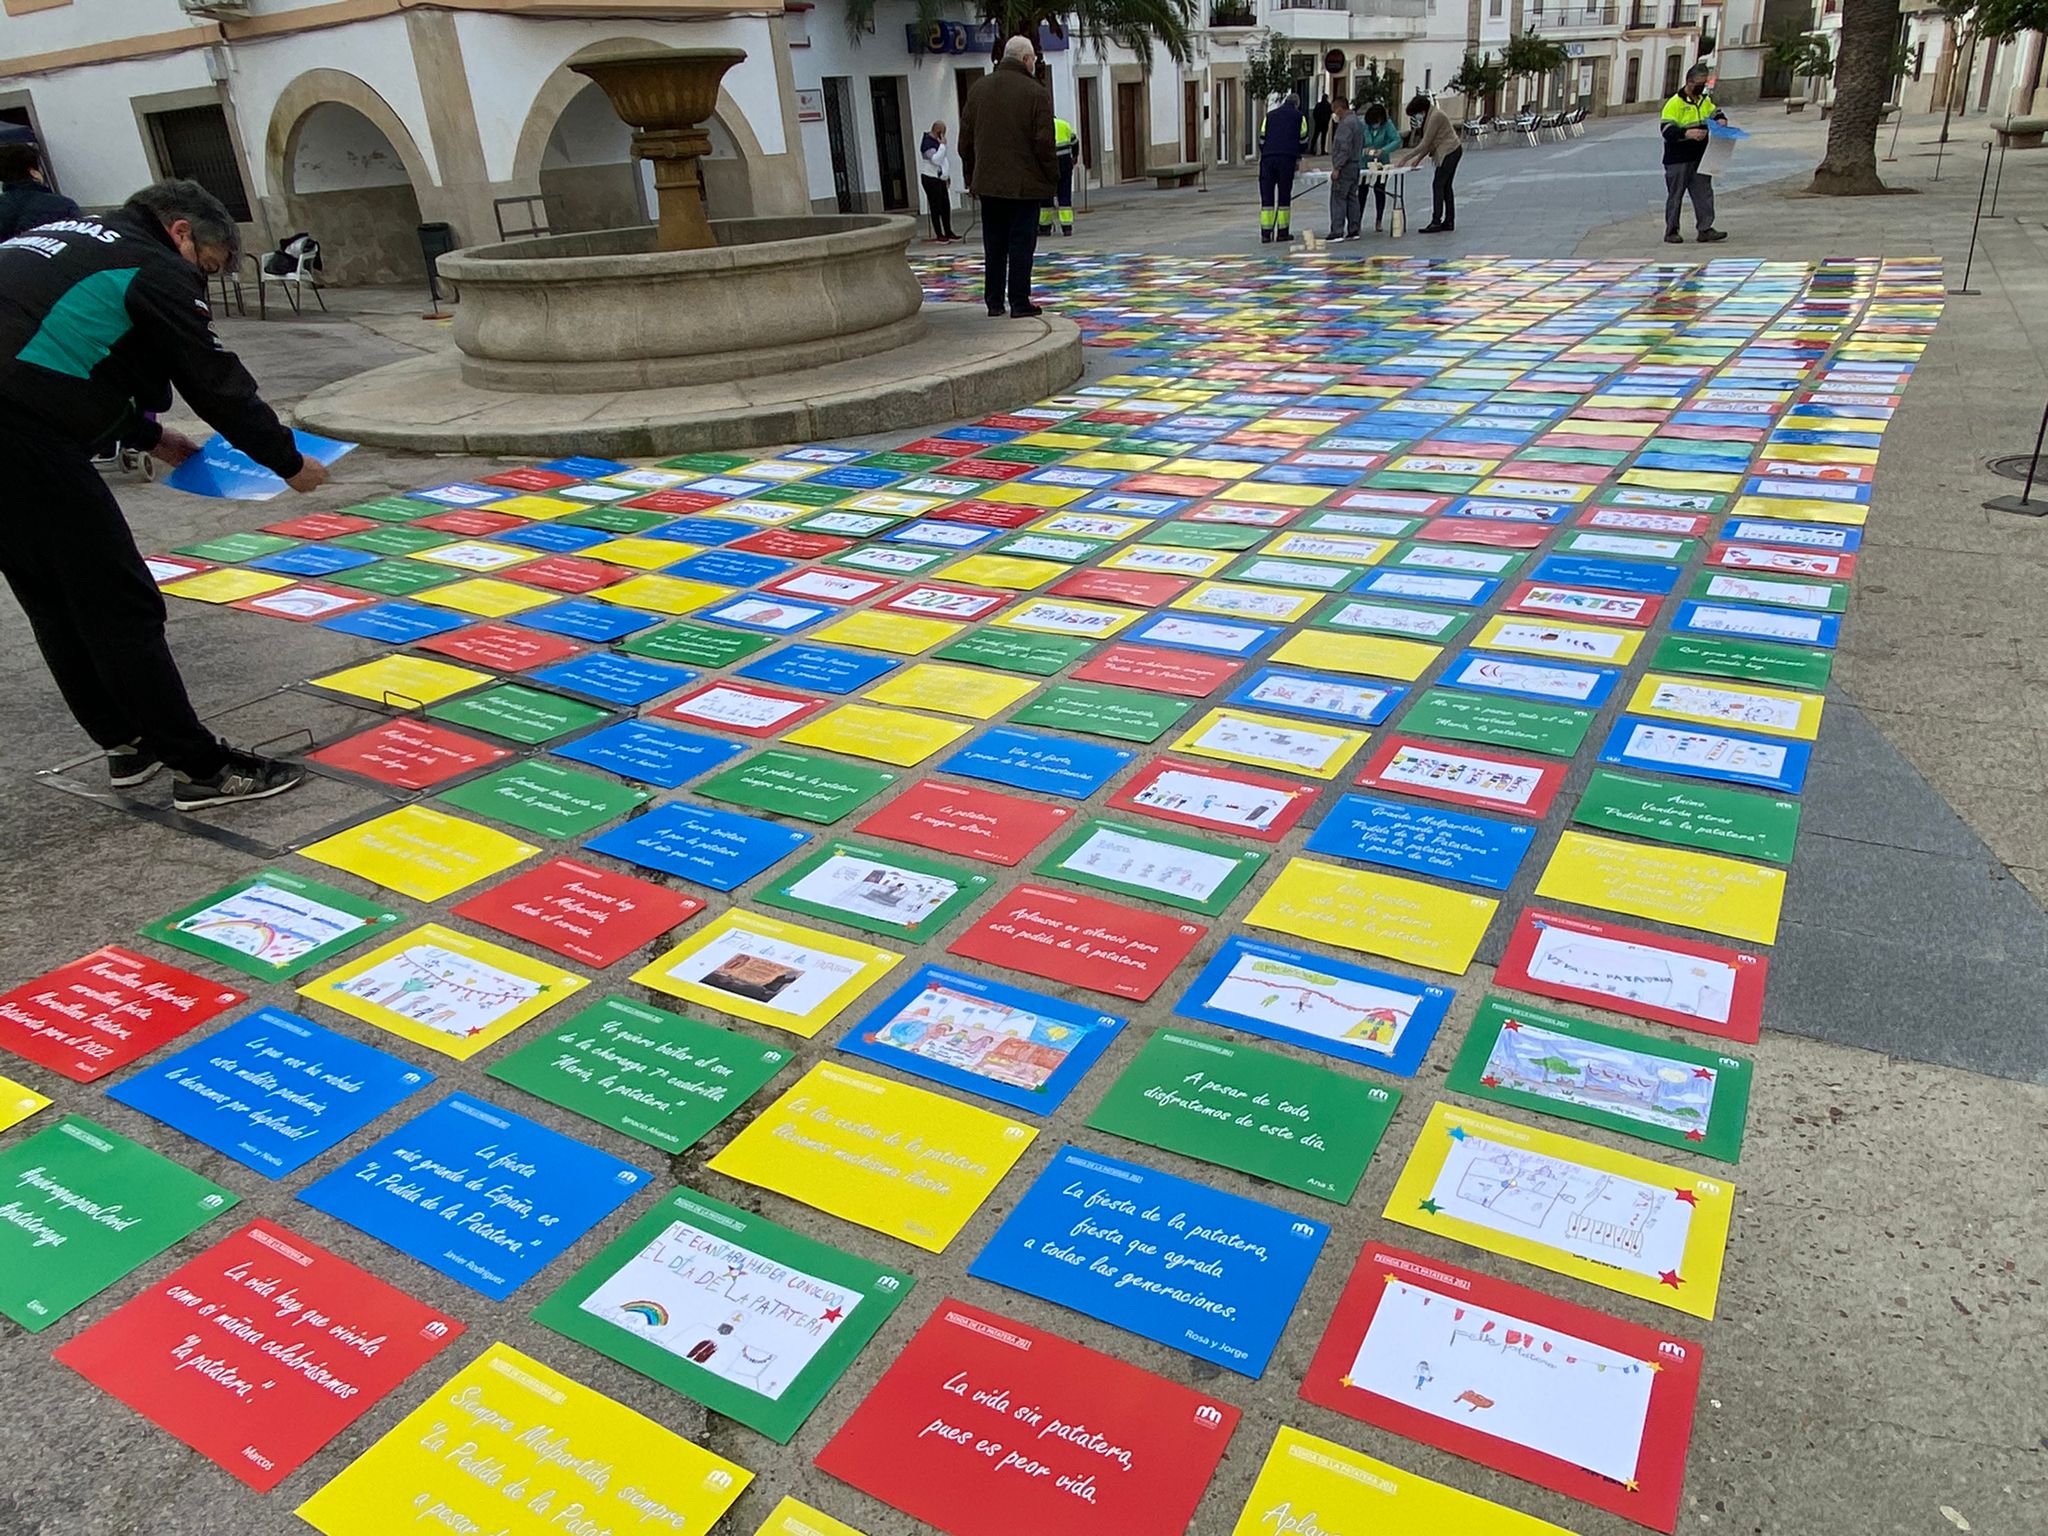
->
[869,76,911,211]
[823,76,859,212]
[1078,75,1099,176]
[1662,51,1684,98]
[146,104,252,220]
[1625,55,1642,105]
[1184,80,1200,161]
[1115,81,1143,180]
[954,66,984,124]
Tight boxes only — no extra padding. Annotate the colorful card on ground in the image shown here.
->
[1357,735,1567,820]
[1401,688,1595,757]
[854,779,1074,864]
[294,1343,750,1536]
[1246,857,1497,976]
[632,909,901,1038]
[949,884,1205,1002]
[757,840,990,942]
[1105,757,1318,843]
[1497,908,1769,1043]
[839,965,1123,1114]
[142,869,401,982]
[969,1144,1326,1377]
[1574,767,1802,864]
[699,749,900,824]
[108,1007,432,1177]
[487,996,790,1154]
[1035,816,1264,916]
[941,727,1135,800]
[0,1115,236,1332]
[1305,792,1535,891]
[1383,1103,1734,1319]
[0,946,243,1082]
[1167,706,1368,780]
[1599,715,1813,794]
[298,1093,648,1300]
[814,1298,1240,1536]
[299,806,539,902]
[308,718,512,790]
[451,857,704,967]
[1087,1028,1398,1203]
[552,718,746,788]
[435,759,649,839]
[1537,830,1787,945]
[1230,1426,1577,1536]
[1011,682,1193,743]
[708,1062,1034,1252]
[583,801,812,890]
[1446,994,1752,1163]
[0,1074,50,1133]
[54,1219,462,1491]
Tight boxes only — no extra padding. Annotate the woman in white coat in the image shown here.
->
[919,122,958,243]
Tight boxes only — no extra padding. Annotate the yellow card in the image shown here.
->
[582,535,702,569]
[707,1061,1035,1251]
[1765,441,1879,464]
[479,493,578,519]
[841,491,944,516]
[1729,494,1869,526]
[1270,629,1441,682]
[417,577,553,617]
[1231,1426,1573,1536]
[1384,1103,1735,1319]
[860,664,1038,721]
[1474,476,1592,502]
[632,909,901,1038]
[1208,480,1329,508]
[299,922,583,1060]
[296,1343,750,1536]
[1585,392,1681,409]
[1618,468,1742,493]
[1160,456,1259,481]
[590,574,734,614]
[812,609,964,655]
[309,654,489,707]
[1065,451,1164,472]
[784,702,970,764]
[991,598,1138,638]
[408,540,533,572]
[1627,671,1823,740]
[161,568,293,604]
[1536,830,1786,945]
[300,805,538,902]
[1170,581,1319,625]
[1031,511,1146,540]
[0,1073,51,1134]
[1101,545,1233,577]
[1261,532,1393,565]
[1014,430,1101,451]
[754,1498,870,1536]
[1246,857,1496,975]
[940,554,1067,591]
[1472,613,1642,664]
[973,480,1086,509]
[1171,707,1368,781]
[1559,417,1656,438]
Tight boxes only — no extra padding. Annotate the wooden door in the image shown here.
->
[1184,81,1200,161]
[1115,81,1143,180]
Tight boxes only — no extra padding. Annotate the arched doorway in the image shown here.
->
[540,81,647,233]
[285,101,425,284]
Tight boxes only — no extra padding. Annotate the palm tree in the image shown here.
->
[848,0,1200,64]
[1811,0,1903,194]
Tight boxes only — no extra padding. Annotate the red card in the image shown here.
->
[1419,518,1553,548]
[452,857,704,967]
[1355,735,1567,820]
[1661,422,1765,442]
[1539,432,1642,452]
[1330,489,1451,515]
[1070,644,1239,697]
[261,512,377,539]
[482,466,580,491]
[728,528,854,559]
[757,567,896,605]
[854,780,1072,865]
[1116,473,1223,497]
[54,1220,462,1492]
[1182,500,1297,528]
[228,583,376,621]
[929,500,1043,529]
[896,436,984,458]
[815,1298,1239,1536]
[943,458,1036,482]
[0,945,243,1082]
[502,554,623,593]
[622,488,727,514]
[1499,459,1610,484]
[948,885,1205,1001]
[1707,542,1857,579]
[412,508,524,535]
[1504,581,1661,627]
[878,582,1014,621]
[1497,908,1768,1044]
[1573,507,1710,536]
[308,718,513,790]
[649,680,826,737]
[1299,1243,1702,1533]
[1105,757,1317,844]
[1048,569,1191,608]
[977,413,1056,431]
[147,554,214,585]
[417,622,584,671]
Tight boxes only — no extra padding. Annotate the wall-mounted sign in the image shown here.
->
[796,87,825,123]
[1325,48,1346,74]
[907,19,1068,54]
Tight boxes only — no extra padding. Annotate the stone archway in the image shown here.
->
[265,71,433,284]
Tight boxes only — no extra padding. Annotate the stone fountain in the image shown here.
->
[296,46,1080,455]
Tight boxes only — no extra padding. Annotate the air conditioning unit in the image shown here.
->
[177,0,250,17]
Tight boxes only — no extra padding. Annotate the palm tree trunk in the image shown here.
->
[1810,0,1903,194]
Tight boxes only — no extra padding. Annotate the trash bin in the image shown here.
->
[416,221,457,304]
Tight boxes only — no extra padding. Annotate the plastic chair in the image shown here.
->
[256,242,326,317]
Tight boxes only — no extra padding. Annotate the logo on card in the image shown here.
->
[1194,1405,1225,1428]
[1002,1126,1029,1139]
[616,1170,642,1185]
[1658,1340,1689,1361]
[1290,1222,1317,1240]
[704,1470,735,1491]
[875,1275,902,1291]
[421,1320,450,1340]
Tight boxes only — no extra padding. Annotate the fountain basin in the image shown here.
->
[439,215,926,392]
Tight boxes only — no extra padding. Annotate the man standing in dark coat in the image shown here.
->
[960,33,1058,318]
[0,125,77,242]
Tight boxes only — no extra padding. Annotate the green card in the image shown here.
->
[1573,768,1801,864]
[828,545,947,574]
[620,619,776,668]
[174,531,296,562]
[336,495,435,523]
[698,749,896,824]
[140,867,401,982]
[754,482,848,508]
[1310,595,1472,641]
[1366,471,1481,494]
[1445,994,1752,1164]
[331,524,455,556]
[436,760,648,840]
[1302,512,1423,537]
[426,683,611,744]
[1138,522,1265,550]
[859,450,952,472]
[488,996,791,1154]
[561,505,671,534]
[989,534,1113,564]
[978,443,1067,464]
[1222,555,1364,591]
[0,1116,237,1332]
[932,629,1093,676]
[1555,530,1700,562]
[1012,682,1192,743]
[1389,542,1528,577]
[1690,569,1849,612]
[327,558,458,595]
[1518,445,1628,466]
[657,451,752,472]
[1401,687,1594,756]
[1650,633,1835,691]
[1034,817,1263,916]
[756,841,989,943]
[531,1185,913,1443]
[1085,1029,1397,1203]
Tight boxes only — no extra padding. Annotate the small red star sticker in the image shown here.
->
[1674,1188,1699,1205]
[1693,1067,1714,1079]
[1502,1020,1523,1031]
[1658,1270,1684,1289]
[1481,1074,1502,1087]
[1684,1129,1706,1142]
[821,1307,844,1323]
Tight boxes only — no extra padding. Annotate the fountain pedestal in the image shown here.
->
[568,48,742,253]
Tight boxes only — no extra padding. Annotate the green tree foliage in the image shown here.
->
[850,0,1201,65]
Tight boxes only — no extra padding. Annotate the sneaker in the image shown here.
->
[1010,304,1044,318]
[988,305,1006,318]
[171,750,305,812]
[1418,223,1444,233]
[1664,232,1684,244]
[1275,232,1294,243]
[1698,228,1729,243]
[107,742,162,788]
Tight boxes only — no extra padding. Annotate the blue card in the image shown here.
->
[1074,492,1187,517]
[1635,451,1751,475]
[1173,935,1453,1076]
[1441,650,1620,707]
[884,520,1001,549]
[1354,570,1500,607]
[646,516,753,545]
[493,521,612,553]
[700,596,830,633]
[246,543,377,577]
[407,481,504,507]
[1223,667,1407,726]
[967,1145,1327,1378]
[1745,476,1871,503]
[1304,792,1534,892]
[520,598,661,643]
[527,653,694,706]
[299,1093,648,1300]
[1122,613,1281,657]
[163,429,354,500]
[1770,428,1881,448]
[737,644,900,694]
[108,1007,433,1178]
[666,549,795,587]
[551,720,744,788]
[838,966,1124,1115]
[1672,599,1841,648]
[810,465,904,490]
[1530,554,1684,594]
[1253,464,1356,488]
[940,727,1133,800]
[939,425,1020,443]
[1723,519,1863,551]
[583,801,810,889]
[1598,714,1813,794]
[320,602,466,644]
[539,455,630,477]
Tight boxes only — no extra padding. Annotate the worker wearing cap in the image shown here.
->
[1258,90,1309,243]
[1039,115,1078,236]
[0,125,78,242]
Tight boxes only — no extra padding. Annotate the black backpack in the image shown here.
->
[262,232,321,275]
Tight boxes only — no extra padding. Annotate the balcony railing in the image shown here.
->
[1532,1,1622,25]
[1629,3,1655,25]
[1675,2,1700,22]
[1209,2,1257,22]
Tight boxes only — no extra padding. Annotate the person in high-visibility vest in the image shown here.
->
[1258,91,1309,243]
[1039,115,1078,236]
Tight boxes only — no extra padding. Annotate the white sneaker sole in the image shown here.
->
[109,762,163,788]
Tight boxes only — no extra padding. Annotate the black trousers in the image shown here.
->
[920,175,955,238]
[979,195,1041,314]
[0,430,226,776]
[1432,148,1463,227]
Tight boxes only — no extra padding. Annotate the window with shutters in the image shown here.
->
[144,104,252,221]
